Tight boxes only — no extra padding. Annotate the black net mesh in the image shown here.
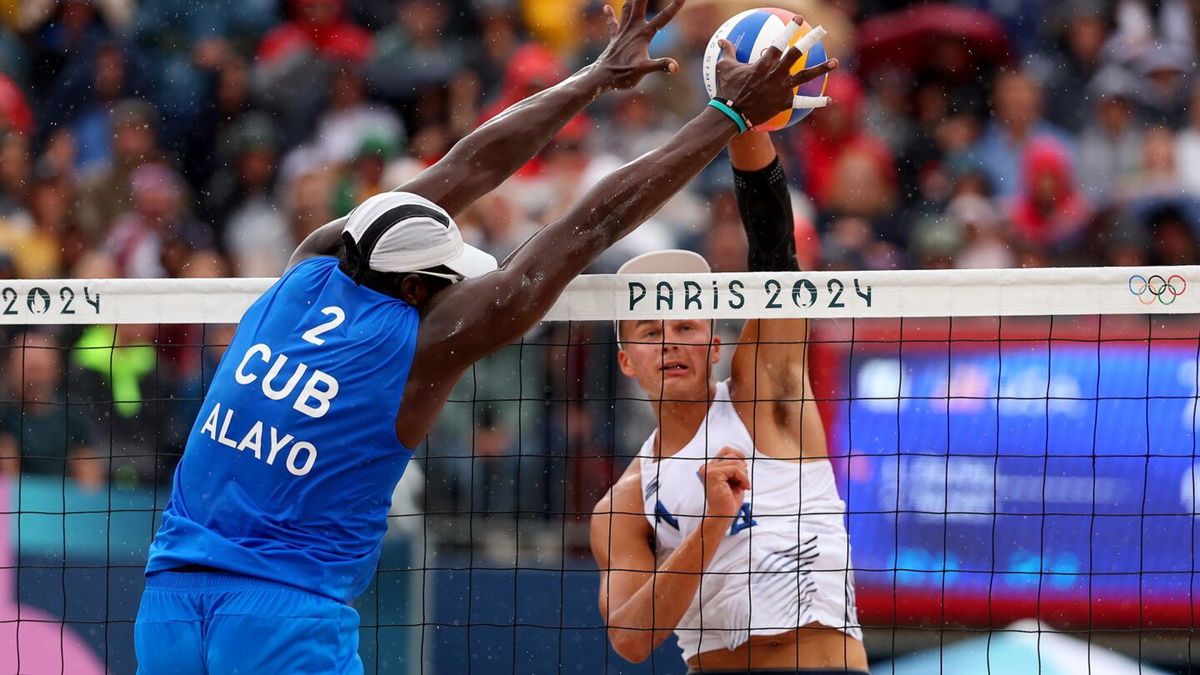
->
[2,312,1199,673]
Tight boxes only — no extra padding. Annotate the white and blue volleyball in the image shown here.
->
[702,7,830,131]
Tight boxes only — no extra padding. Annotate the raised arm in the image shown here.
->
[726,130,818,448]
[397,0,683,216]
[287,0,684,269]
[422,39,838,362]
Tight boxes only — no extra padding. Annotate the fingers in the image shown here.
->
[776,45,803,73]
[699,449,753,495]
[647,0,685,30]
[793,95,831,109]
[715,447,745,460]
[699,448,745,478]
[625,0,648,23]
[649,56,679,73]
[769,20,826,76]
[767,18,804,53]
[603,3,619,35]
[792,25,827,55]
[730,464,751,492]
[788,57,839,87]
[717,38,737,61]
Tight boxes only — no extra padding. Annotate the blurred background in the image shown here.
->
[1,0,1200,672]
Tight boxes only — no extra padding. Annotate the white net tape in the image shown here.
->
[1,266,1196,325]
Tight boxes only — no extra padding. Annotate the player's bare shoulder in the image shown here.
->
[594,459,642,518]
[591,459,650,553]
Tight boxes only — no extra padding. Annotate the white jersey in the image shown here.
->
[637,379,862,662]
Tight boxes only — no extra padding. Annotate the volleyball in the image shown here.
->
[702,8,831,131]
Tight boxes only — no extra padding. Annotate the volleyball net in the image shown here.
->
[1,266,1198,674]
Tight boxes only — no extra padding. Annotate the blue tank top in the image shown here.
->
[146,257,419,602]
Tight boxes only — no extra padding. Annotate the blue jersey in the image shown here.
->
[147,257,419,603]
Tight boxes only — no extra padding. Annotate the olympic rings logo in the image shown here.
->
[1129,274,1187,305]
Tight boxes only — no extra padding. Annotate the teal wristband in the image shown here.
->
[707,98,748,133]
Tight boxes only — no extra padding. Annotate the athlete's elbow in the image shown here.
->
[609,628,652,663]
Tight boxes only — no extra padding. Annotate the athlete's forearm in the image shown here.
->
[732,146,797,272]
[512,108,737,290]
[396,66,612,216]
[608,517,731,660]
[459,108,739,353]
[728,130,777,172]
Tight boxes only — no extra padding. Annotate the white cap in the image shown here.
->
[341,192,497,281]
[617,249,711,275]
[615,250,712,344]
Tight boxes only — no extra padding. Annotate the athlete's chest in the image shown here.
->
[639,420,759,549]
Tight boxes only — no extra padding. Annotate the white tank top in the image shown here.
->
[637,379,861,662]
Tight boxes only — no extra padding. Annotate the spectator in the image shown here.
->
[0,175,80,278]
[0,72,33,136]
[0,130,29,221]
[254,0,373,141]
[73,99,163,239]
[181,56,256,191]
[1124,125,1184,200]
[1135,43,1194,128]
[862,68,916,155]
[132,0,277,135]
[1178,83,1200,194]
[257,0,372,66]
[283,168,335,245]
[1009,138,1092,249]
[207,117,292,277]
[0,25,29,87]
[1144,203,1200,265]
[20,0,122,101]
[0,332,102,488]
[572,1,612,72]
[947,193,1015,269]
[1106,0,1195,66]
[598,89,677,163]
[516,123,622,225]
[792,74,895,214]
[1027,3,1110,133]
[897,84,983,229]
[966,68,1071,198]
[467,7,523,103]
[697,191,750,273]
[456,188,539,263]
[203,113,276,226]
[366,0,468,102]
[47,41,148,173]
[331,134,396,217]
[104,163,214,278]
[1078,66,1144,204]
[908,214,963,270]
[311,61,404,167]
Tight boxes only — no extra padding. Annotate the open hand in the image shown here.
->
[698,447,751,521]
[594,0,686,90]
[713,18,839,127]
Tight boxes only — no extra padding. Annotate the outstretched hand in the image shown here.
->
[594,0,685,90]
[713,17,839,127]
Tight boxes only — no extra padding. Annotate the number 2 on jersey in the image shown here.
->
[301,306,346,346]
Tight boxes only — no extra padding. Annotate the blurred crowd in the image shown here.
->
[1,0,1199,525]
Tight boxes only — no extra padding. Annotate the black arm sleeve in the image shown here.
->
[732,156,798,272]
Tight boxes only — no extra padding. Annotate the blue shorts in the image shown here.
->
[135,570,363,674]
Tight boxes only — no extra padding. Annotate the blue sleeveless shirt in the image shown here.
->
[146,257,419,602]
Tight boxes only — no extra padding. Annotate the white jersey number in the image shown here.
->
[301,306,346,346]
